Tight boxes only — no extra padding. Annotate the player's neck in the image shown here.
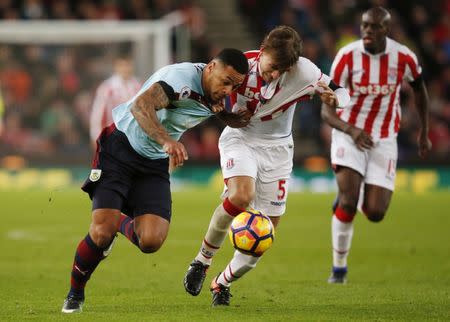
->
[365,39,387,55]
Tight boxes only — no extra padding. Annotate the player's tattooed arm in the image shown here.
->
[131,82,172,144]
[131,82,188,166]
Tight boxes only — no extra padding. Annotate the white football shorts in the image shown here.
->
[331,129,398,191]
[219,131,294,217]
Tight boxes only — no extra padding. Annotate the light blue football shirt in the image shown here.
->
[112,62,214,159]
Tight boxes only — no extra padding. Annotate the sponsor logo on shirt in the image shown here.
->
[243,87,260,100]
[388,68,398,80]
[352,83,396,95]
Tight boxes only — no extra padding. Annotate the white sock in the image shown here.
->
[332,214,354,268]
[194,203,234,265]
[216,250,260,287]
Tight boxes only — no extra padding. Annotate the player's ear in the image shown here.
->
[205,60,216,74]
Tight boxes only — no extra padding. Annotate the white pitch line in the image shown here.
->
[6,230,46,242]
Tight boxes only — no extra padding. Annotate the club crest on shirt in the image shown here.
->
[179,86,191,100]
[336,147,345,158]
[89,169,102,182]
[226,158,234,170]
[388,68,397,80]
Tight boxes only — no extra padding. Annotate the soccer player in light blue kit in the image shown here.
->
[62,48,249,313]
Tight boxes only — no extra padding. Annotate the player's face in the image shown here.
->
[360,12,388,53]
[205,61,245,104]
[259,51,290,83]
[115,59,133,80]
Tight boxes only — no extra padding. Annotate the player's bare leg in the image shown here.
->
[361,184,393,223]
[184,176,254,296]
[117,212,170,252]
[329,167,362,284]
[133,214,170,253]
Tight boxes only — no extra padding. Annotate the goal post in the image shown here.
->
[0,13,190,79]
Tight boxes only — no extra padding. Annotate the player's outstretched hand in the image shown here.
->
[417,132,432,158]
[233,109,253,127]
[210,102,225,113]
[316,81,338,108]
[163,139,188,169]
[348,126,374,151]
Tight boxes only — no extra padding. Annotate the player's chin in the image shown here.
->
[263,75,272,83]
[363,40,375,51]
[213,93,225,101]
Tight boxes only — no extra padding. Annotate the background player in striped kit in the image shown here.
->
[323,7,432,284]
[89,54,141,149]
[183,26,373,306]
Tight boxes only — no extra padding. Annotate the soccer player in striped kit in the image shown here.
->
[89,55,141,149]
[323,7,432,284]
[184,26,372,306]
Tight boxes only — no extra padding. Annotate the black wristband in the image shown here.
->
[329,80,340,91]
[409,75,423,90]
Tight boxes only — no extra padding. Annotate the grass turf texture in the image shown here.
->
[1,188,449,321]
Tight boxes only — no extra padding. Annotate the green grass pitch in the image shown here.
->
[1,188,449,321]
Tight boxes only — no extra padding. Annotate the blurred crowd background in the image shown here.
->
[0,0,448,168]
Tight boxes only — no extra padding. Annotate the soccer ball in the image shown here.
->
[229,210,274,257]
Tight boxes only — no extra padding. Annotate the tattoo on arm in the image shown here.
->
[131,82,172,145]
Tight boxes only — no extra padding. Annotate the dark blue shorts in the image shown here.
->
[82,124,171,221]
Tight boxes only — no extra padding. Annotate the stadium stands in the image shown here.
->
[0,0,448,166]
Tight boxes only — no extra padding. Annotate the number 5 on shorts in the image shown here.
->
[277,180,286,201]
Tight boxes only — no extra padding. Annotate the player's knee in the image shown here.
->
[138,234,165,254]
[363,203,387,222]
[228,189,254,209]
[339,201,356,214]
[339,198,358,215]
[90,224,116,248]
[365,209,386,223]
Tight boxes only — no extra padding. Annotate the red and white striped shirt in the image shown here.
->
[226,50,329,140]
[330,37,421,139]
[89,74,141,143]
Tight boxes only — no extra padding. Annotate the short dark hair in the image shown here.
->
[215,48,249,75]
[261,26,302,71]
[364,6,391,27]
